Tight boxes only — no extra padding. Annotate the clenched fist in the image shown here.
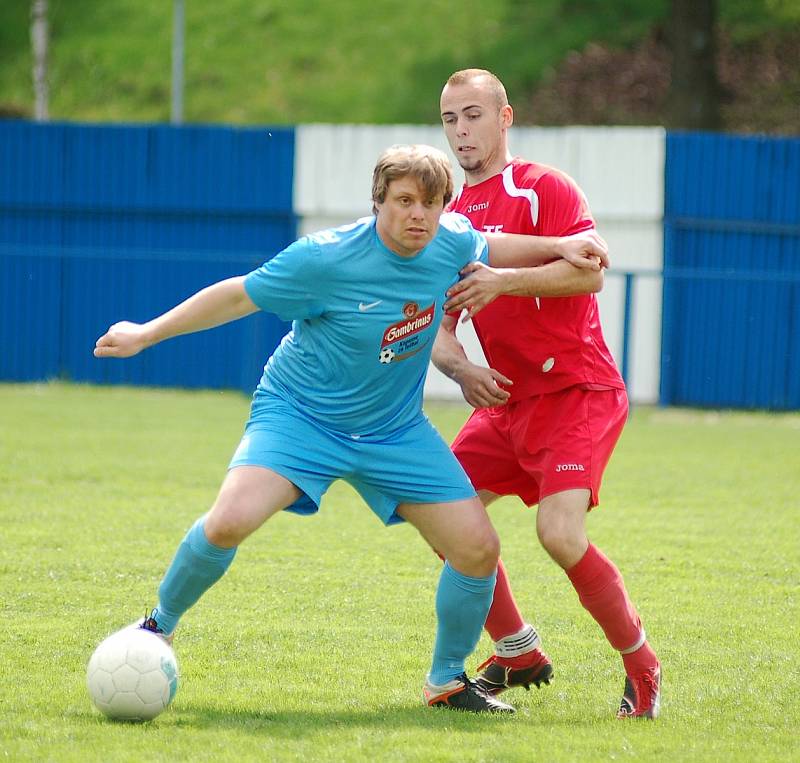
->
[94,321,152,358]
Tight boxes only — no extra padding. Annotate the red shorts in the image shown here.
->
[451,385,628,508]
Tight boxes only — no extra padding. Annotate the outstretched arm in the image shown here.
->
[431,313,512,408]
[94,276,258,358]
[484,229,609,270]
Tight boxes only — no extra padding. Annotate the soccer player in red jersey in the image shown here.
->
[432,69,661,719]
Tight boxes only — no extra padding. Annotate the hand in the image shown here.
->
[454,363,513,408]
[444,262,508,321]
[94,321,151,358]
[556,230,610,270]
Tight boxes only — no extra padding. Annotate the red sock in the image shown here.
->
[566,543,646,654]
[483,558,525,642]
[622,641,659,676]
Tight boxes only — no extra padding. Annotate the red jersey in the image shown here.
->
[448,159,624,400]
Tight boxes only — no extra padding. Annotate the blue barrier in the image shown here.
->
[662,132,800,410]
[3,124,799,409]
[0,242,290,392]
[0,121,296,392]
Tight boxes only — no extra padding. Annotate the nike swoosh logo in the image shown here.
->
[358,300,382,312]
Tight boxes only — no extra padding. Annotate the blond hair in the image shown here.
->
[371,144,454,213]
[445,68,509,110]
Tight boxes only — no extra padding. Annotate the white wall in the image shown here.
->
[294,125,665,403]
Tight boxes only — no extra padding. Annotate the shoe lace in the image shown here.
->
[140,609,164,634]
[640,672,657,696]
[625,671,657,711]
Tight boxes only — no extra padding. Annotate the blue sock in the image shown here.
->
[152,517,236,634]
[428,562,497,685]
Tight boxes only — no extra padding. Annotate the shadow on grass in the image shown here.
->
[73,701,615,734]
[57,704,557,734]
[171,704,518,734]
[157,702,610,734]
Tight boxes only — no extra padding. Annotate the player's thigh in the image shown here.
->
[205,465,302,545]
[397,497,499,576]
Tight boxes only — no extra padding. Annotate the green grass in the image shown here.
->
[1,382,798,761]
[0,0,514,124]
[2,1,796,124]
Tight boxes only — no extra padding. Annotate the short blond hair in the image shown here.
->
[371,144,454,213]
[445,68,509,110]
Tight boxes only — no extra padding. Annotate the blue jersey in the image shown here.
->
[244,213,488,437]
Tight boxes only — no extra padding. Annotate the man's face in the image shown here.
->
[440,79,512,181]
[375,176,443,258]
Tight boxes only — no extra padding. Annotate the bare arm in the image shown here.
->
[444,258,604,321]
[431,313,512,408]
[484,229,609,270]
[94,276,258,358]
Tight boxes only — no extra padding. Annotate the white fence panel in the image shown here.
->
[295,125,665,404]
[294,125,450,228]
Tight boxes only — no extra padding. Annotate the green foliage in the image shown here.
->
[479,0,668,92]
[1,382,799,761]
[0,0,795,124]
[0,0,510,124]
[722,0,800,40]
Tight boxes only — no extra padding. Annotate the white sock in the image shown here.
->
[494,623,541,659]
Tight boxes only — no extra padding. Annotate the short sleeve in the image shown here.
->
[474,229,489,265]
[244,237,327,321]
[533,169,595,237]
[440,212,489,267]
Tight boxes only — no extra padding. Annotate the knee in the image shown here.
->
[537,515,585,568]
[536,520,568,556]
[479,529,501,570]
[452,527,500,578]
[203,517,239,548]
[203,502,249,547]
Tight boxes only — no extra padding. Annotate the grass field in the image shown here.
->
[2,1,793,124]
[1,382,798,761]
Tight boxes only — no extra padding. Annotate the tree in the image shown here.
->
[667,0,722,129]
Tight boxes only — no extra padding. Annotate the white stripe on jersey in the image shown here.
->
[501,164,539,227]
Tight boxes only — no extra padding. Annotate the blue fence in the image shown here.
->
[2,123,799,409]
[0,121,296,392]
[662,132,800,410]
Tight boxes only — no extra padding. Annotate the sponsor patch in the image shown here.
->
[381,303,435,348]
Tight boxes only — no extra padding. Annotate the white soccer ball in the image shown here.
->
[86,627,179,721]
[379,347,395,364]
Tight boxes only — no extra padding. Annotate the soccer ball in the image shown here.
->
[379,347,395,364]
[86,627,179,721]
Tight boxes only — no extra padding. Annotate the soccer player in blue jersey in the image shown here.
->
[94,144,608,714]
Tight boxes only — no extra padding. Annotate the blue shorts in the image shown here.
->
[229,394,476,525]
